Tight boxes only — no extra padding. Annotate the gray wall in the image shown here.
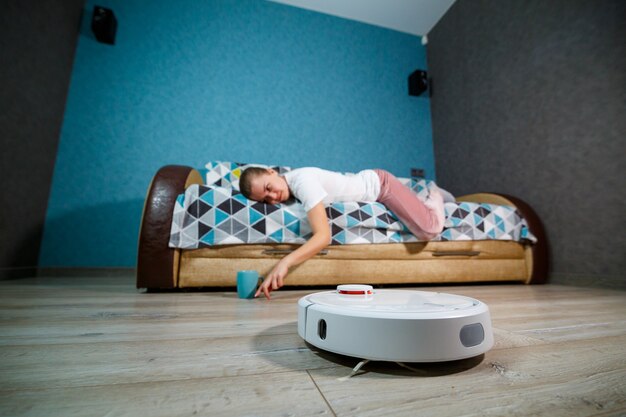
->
[428,0,626,287]
[0,0,84,278]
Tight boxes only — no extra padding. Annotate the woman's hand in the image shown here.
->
[255,259,290,300]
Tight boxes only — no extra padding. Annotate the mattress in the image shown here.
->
[169,184,536,248]
[169,161,536,249]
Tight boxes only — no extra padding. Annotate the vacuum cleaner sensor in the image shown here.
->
[298,285,494,362]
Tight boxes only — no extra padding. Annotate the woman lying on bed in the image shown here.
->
[239,167,453,299]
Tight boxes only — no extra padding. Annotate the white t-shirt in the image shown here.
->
[283,168,381,212]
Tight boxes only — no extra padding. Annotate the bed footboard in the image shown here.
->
[457,193,548,284]
[137,165,203,289]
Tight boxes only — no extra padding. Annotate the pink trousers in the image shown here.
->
[374,169,445,240]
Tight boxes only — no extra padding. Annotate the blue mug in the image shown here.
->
[237,270,260,299]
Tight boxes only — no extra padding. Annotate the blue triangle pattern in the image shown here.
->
[200,230,215,245]
[200,189,214,206]
[232,193,248,205]
[283,210,299,225]
[269,229,283,242]
[249,208,263,224]
[440,229,453,241]
[286,221,300,235]
[334,230,346,244]
[169,168,538,248]
[347,216,359,227]
[215,208,229,225]
[376,218,388,229]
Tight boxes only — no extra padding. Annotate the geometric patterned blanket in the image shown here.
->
[169,184,537,249]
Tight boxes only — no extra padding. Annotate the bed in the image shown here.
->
[136,163,548,290]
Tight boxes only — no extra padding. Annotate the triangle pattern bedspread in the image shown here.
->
[168,162,536,249]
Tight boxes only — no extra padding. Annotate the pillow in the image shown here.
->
[202,161,292,190]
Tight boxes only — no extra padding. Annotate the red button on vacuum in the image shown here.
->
[336,284,373,296]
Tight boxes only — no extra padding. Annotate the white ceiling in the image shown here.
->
[268,0,456,37]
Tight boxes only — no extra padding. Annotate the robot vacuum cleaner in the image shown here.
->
[298,285,494,362]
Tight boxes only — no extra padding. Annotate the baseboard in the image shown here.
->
[37,267,136,278]
[549,272,626,290]
[0,267,38,280]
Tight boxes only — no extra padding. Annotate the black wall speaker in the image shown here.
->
[91,6,117,45]
[408,70,429,96]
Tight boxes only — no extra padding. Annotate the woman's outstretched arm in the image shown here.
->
[255,202,331,299]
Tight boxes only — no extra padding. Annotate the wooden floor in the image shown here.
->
[0,276,625,417]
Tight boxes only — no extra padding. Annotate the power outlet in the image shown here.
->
[410,168,425,178]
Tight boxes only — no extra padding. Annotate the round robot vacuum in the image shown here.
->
[298,285,494,362]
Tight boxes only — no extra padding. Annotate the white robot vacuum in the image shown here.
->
[298,285,494,362]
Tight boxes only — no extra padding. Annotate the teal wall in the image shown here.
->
[40,0,434,267]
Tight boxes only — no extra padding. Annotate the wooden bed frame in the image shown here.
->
[137,165,548,290]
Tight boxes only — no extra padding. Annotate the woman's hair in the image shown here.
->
[239,167,271,200]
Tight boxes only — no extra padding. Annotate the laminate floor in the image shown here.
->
[0,276,624,416]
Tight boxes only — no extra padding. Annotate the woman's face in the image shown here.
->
[248,169,290,205]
